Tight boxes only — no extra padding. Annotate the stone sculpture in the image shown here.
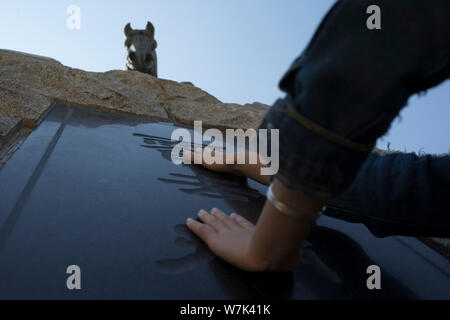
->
[124,22,158,77]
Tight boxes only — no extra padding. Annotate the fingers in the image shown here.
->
[203,148,226,163]
[197,209,225,231]
[230,213,254,230]
[211,208,239,229]
[186,209,251,237]
[186,218,216,244]
[183,148,229,168]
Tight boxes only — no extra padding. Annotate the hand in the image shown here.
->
[185,179,323,272]
[184,149,270,186]
[184,149,244,176]
[186,208,269,272]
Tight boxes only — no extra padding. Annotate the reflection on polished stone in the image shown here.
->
[0,104,448,299]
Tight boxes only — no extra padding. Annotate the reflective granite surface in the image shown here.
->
[0,104,448,299]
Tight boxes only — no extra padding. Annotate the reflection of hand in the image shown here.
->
[155,224,214,274]
[186,208,269,272]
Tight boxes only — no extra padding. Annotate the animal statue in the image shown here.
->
[124,22,158,77]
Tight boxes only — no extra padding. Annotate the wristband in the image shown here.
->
[266,183,324,222]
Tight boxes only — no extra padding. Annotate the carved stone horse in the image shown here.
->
[124,22,158,77]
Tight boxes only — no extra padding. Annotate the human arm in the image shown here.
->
[326,150,450,238]
[260,0,450,202]
[183,149,270,186]
[185,0,450,271]
[186,178,324,271]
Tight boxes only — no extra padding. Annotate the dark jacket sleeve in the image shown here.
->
[326,151,450,238]
[260,0,450,200]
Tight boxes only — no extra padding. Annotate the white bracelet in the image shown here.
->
[266,183,324,222]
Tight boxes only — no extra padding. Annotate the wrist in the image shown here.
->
[272,179,325,215]
[229,152,252,176]
[246,205,307,272]
[245,242,302,272]
[229,162,245,177]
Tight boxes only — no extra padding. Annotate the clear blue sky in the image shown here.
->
[1,0,448,154]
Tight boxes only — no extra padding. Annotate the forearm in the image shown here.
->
[185,164,325,272]
[232,151,271,186]
[326,151,450,238]
[259,0,450,200]
[247,179,324,271]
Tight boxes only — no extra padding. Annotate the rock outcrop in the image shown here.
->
[0,113,21,146]
[0,49,269,149]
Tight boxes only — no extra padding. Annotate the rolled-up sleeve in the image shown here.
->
[260,0,450,200]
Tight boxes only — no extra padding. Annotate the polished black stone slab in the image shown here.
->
[0,104,448,299]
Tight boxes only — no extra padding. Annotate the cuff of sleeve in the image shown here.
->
[260,96,373,201]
